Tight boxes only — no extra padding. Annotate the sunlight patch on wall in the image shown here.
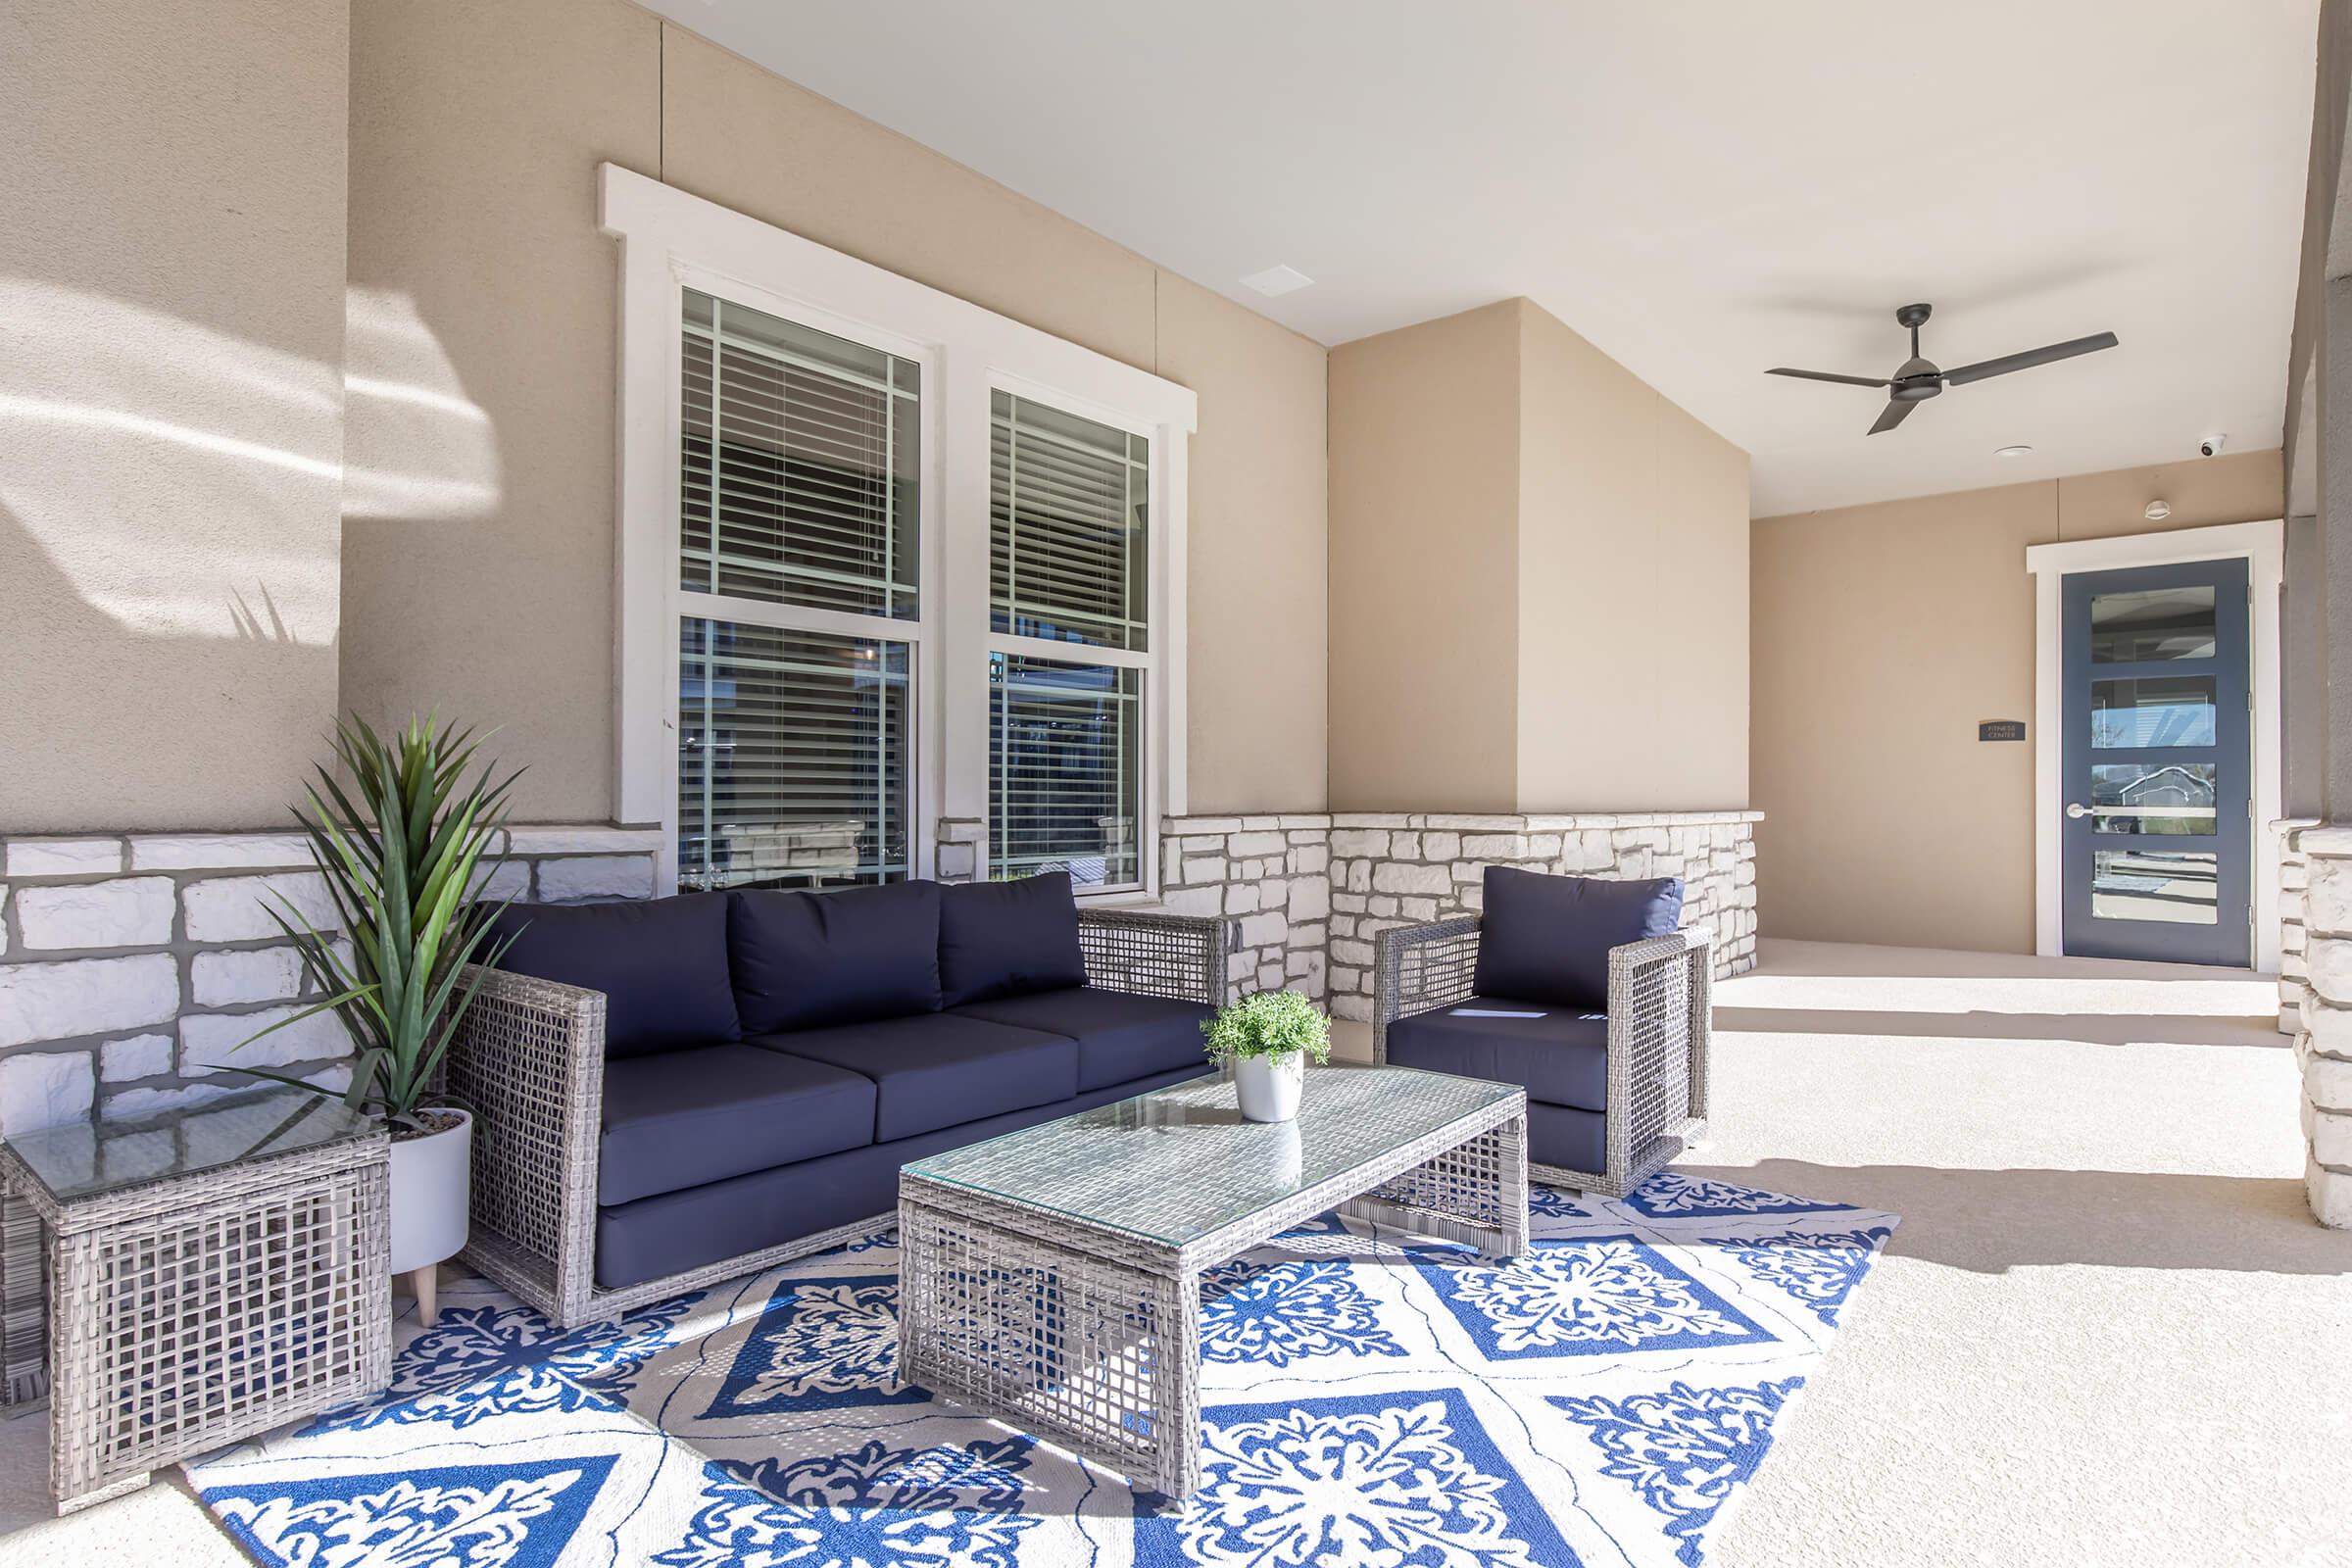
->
[0,278,343,641]
[342,286,502,523]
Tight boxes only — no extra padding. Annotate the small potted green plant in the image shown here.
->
[1202,990,1332,1123]
[216,713,517,1323]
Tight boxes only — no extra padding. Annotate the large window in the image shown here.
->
[606,165,1192,901]
[986,393,1149,891]
[674,290,918,891]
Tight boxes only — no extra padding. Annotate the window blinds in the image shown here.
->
[678,619,909,891]
[681,290,919,619]
[990,390,1148,650]
[989,654,1140,890]
[675,287,917,891]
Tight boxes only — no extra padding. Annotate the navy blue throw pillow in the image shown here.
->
[938,872,1088,1007]
[729,881,943,1033]
[488,893,739,1058]
[1472,867,1683,1011]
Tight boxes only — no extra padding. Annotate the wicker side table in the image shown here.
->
[0,1088,392,1515]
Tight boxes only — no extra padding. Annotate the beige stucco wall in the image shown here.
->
[0,0,349,831]
[1752,447,2284,953]
[1327,303,1525,811]
[1516,300,1749,810]
[1328,299,1749,814]
[340,0,1330,821]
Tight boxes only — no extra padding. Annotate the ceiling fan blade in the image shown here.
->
[1868,399,1917,435]
[1943,331,2119,386]
[1766,367,1890,388]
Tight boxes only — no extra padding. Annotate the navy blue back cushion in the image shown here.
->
[938,872,1087,1006]
[489,893,739,1059]
[729,881,942,1033]
[1472,867,1683,1010]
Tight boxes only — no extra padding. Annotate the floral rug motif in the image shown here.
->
[186,1171,1896,1568]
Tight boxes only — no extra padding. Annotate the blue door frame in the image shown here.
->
[2059,558,2251,966]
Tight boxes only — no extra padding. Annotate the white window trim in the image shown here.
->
[600,163,1195,897]
[2024,518,2283,972]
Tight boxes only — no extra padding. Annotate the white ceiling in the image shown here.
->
[648,1,2319,515]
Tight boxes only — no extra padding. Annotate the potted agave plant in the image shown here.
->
[1202,990,1333,1123]
[220,714,517,1324]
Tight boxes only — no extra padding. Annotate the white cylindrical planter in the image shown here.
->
[1233,1053,1305,1123]
[388,1108,471,1325]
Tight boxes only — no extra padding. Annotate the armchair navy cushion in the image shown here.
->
[937,872,1088,1006]
[1472,867,1682,1011]
[729,881,942,1033]
[489,893,739,1058]
[1383,997,1607,1112]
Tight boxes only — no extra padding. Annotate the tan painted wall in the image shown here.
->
[0,0,348,831]
[1327,304,1525,811]
[1328,299,1749,814]
[341,0,1329,820]
[1516,300,1749,810]
[1752,447,2284,953]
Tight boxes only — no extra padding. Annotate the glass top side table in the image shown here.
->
[0,1087,393,1514]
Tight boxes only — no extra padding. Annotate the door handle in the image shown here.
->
[2065,803,2090,820]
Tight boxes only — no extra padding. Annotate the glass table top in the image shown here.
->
[902,1063,1519,1248]
[0,1087,380,1207]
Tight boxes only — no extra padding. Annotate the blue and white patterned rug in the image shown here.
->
[186,1172,1896,1568]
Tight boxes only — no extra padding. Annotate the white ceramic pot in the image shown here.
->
[1233,1052,1305,1123]
[388,1108,472,1276]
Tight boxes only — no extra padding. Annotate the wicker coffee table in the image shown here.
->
[898,1064,1527,1498]
[0,1088,392,1513]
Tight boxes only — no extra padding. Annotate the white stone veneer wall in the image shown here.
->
[2294,823,2352,1227]
[2278,819,2318,1034]
[0,825,661,1138]
[1152,810,1759,1016]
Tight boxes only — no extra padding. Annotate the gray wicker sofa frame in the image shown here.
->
[1372,919,1711,1198]
[448,906,1230,1329]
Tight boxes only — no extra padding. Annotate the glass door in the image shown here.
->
[2059,558,2250,965]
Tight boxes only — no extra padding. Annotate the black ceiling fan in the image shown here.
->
[1767,303,2119,435]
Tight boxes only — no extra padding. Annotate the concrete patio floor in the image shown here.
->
[0,937,2341,1567]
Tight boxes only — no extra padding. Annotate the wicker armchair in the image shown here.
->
[1372,918,1710,1198]
[448,906,1229,1328]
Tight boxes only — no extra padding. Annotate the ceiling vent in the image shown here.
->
[1240,264,1314,298]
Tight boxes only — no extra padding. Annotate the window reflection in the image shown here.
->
[2089,586,2215,663]
[2091,849,2218,924]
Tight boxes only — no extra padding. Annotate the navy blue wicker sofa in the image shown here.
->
[448,873,1227,1327]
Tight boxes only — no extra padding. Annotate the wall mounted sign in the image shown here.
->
[1979,720,2027,742]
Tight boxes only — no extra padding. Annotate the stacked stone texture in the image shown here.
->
[2292,824,2352,1227]
[2279,826,2314,1034]
[1153,816,1335,1004]
[1155,810,1758,1017]
[0,827,662,1138]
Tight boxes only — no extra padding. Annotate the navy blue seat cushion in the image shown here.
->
[729,882,942,1034]
[592,1061,1213,1290]
[597,1045,875,1206]
[752,1012,1078,1143]
[489,893,739,1058]
[1529,1102,1604,1179]
[1472,867,1683,1011]
[1385,997,1608,1112]
[950,986,1214,1092]
[937,872,1087,1007]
